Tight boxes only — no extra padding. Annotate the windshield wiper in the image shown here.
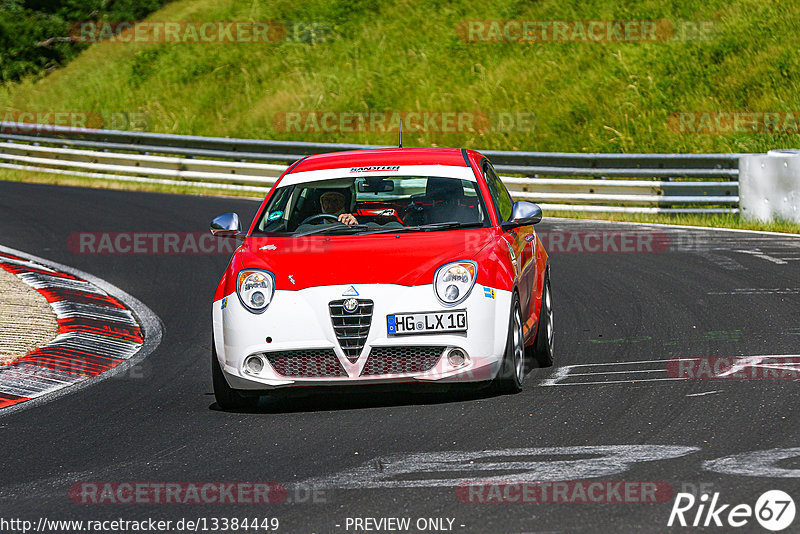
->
[416,221,484,230]
[295,224,370,237]
[360,221,484,235]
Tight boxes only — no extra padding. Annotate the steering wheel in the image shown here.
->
[299,213,341,226]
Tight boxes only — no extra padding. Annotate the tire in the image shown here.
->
[531,268,554,368]
[212,340,259,410]
[494,293,525,394]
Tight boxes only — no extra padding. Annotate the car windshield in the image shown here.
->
[253,175,490,236]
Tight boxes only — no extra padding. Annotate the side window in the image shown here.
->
[258,186,293,231]
[483,162,513,222]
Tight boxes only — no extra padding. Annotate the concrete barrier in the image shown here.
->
[739,149,800,223]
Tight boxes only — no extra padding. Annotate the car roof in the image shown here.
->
[290,147,472,173]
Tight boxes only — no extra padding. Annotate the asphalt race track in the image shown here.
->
[1,180,799,533]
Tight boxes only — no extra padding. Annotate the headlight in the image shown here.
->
[434,261,477,306]
[236,269,274,313]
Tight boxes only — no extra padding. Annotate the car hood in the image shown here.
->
[239,229,495,290]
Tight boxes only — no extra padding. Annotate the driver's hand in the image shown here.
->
[338,213,358,225]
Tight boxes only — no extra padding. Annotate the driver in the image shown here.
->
[320,191,358,225]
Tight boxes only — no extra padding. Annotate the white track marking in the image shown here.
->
[540,358,694,386]
[47,332,142,359]
[713,356,770,378]
[545,358,685,368]
[296,445,699,489]
[0,245,163,416]
[544,377,687,386]
[0,255,57,272]
[49,301,137,324]
[0,364,82,397]
[704,448,800,478]
[715,356,800,377]
[686,390,721,397]
[567,369,667,376]
[734,249,788,265]
[541,355,800,386]
[18,273,105,294]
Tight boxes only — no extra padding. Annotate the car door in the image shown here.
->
[482,159,537,328]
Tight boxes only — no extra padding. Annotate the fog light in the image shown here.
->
[245,355,264,374]
[447,348,468,367]
[444,284,459,301]
[250,291,266,307]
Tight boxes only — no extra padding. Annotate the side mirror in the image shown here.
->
[501,201,542,229]
[210,212,242,238]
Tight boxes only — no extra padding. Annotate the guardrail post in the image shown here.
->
[739,150,800,223]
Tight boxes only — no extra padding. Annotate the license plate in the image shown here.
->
[387,310,467,335]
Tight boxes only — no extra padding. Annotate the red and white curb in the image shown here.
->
[0,246,162,413]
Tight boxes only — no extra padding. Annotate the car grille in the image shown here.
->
[263,349,346,377]
[329,299,374,363]
[360,346,444,376]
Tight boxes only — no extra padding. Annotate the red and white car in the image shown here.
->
[210,148,553,409]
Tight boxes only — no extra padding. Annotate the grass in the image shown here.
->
[1,0,799,153]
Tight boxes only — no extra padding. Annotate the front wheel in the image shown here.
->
[212,341,259,410]
[530,268,554,367]
[494,293,525,393]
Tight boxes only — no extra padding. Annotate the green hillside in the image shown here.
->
[0,0,170,82]
[1,0,799,153]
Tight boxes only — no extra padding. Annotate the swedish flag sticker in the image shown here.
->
[483,287,495,299]
[221,296,228,310]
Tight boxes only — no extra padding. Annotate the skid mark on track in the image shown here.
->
[543,355,800,386]
[693,250,746,270]
[585,331,745,345]
[588,336,653,345]
[540,359,689,386]
[708,288,800,295]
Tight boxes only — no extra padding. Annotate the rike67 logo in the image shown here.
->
[668,490,796,531]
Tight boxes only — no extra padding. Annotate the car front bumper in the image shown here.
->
[212,283,512,390]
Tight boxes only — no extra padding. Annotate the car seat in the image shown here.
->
[424,178,477,224]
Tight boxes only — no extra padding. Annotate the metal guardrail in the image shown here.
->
[0,122,742,213]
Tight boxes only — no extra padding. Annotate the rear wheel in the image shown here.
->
[494,293,525,393]
[212,340,259,410]
[531,269,554,367]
